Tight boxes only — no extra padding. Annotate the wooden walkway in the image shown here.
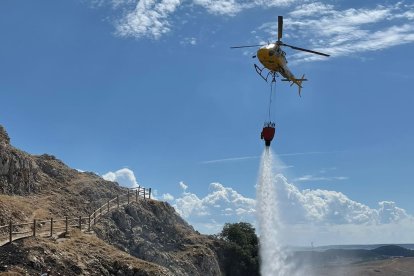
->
[0,186,151,247]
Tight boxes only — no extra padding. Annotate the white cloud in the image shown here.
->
[193,0,297,16]
[378,201,409,223]
[172,181,256,232]
[94,0,414,54]
[278,151,343,157]
[174,192,208,217]
[289,2,334,17]
[202,155,259,164]
[253,0,296,7]
[180,37,197,45]
[282,3,414,62]
[102,168,139,188]
[179,181,188,191]
[169,176,414,245]
[193,0,243,16]
[281,219,414,246]
[293,174,348,182]
[107,0,304,38]
[116,0,182,39]
[201,151,342,164]
[250,3,414,63]
[275,175,377,224]
[111,0,136,8]
[162,193,175,201]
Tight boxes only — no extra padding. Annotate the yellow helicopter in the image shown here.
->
[231,16,330,96]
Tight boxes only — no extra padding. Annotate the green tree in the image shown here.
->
[219,222,259,276]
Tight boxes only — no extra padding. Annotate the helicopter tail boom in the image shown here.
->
[282,75,307,96]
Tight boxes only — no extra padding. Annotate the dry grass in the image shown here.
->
[23,231,171,275]
[0,195,37,224]
[1,230,172,275]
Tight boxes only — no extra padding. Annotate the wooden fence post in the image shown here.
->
[117,195,119,208]
[135,189,138,202]
[107,200,110,213]
[65,217,68,234]
[88,215,91,232]
[127,190,130,205]
[149,188,152,199]
[93,212,96,225]
[9,221,12,243]
[79,216,82,230]
[33,219,36,237]
[50,218,53,237]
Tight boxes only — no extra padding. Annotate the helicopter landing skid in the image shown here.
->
[254,64,277,83]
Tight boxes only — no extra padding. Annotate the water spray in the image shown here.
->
[256,148,290,275]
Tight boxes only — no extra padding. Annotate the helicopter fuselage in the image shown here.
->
[256,44,295,80]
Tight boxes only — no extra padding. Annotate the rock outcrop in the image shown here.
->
[0,125,10,145]
[94,200,223,275]
[0,126,40,195]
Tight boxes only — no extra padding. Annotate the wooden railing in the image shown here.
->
[0,186,152,246]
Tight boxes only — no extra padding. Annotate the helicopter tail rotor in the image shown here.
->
[296,74,305,97]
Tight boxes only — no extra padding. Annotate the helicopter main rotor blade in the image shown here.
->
[230,44,265,49]
[282,43,330,57]
[278,16,283,41]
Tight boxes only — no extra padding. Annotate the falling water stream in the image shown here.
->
[256,148,291,276]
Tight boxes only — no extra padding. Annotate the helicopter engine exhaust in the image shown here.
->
[261,122,276,147]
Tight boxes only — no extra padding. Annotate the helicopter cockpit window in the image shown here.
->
[268,50,275,56]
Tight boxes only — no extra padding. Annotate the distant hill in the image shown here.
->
[372,245,414,257]
[309,243,414,251]
[292,245,414,267]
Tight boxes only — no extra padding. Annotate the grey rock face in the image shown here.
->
[0,125,10,145]
[0,142,40,195]
[0,125,74,195]
[94,200,223,276]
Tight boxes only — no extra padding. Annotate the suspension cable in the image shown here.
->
[267,78,276,121]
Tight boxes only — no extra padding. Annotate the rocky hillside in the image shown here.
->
[94,201,223,275]
[0,125,123,224]
[0,124,225,275]
[0,231,172,275]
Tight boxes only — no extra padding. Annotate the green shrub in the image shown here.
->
[219,222,259,276]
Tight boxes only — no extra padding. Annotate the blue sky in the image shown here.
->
[1,1,414,244]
